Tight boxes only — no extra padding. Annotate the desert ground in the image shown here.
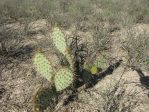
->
[0,0,149,112]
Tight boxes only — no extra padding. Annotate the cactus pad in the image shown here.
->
[51,27,67,55]
[91,65,98,74]
[54,68,74,91]
[33,49,53,81]
[94,53,108,69]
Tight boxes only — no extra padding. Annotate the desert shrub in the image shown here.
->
[122,31,149,71]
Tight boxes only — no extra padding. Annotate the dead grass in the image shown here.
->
[122,30,149,71]
[96,0,149,26]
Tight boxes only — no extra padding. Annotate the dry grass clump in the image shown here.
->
[122,31,149,71]
[96,0,149,27]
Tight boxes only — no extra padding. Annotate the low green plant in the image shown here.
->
[94,52,109,69]
[33,27,74,92]
[83,51,109,75]
[33,26,75,111]
[33,26,109,111]
[33,26,109,91]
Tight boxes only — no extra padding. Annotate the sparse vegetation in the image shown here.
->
[96,0,149,26]
[0,0,148,26]
[0,0,149,112]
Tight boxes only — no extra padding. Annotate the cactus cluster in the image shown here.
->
[33,26,109,93]
[33,27,74,92]
[32,26,110,112]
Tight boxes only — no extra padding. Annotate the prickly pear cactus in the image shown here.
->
[83,52,108,75]
[54,68,74,91]
[51,27,67,55]
[33,48,53,81]
[51,26,73,69]
[94,52,108,69]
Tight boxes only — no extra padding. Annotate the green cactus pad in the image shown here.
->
[94,52,108,69]
[54,68,74,91]
[33,50,53,81]
[51,27,67,55]
[91,65,98,74]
